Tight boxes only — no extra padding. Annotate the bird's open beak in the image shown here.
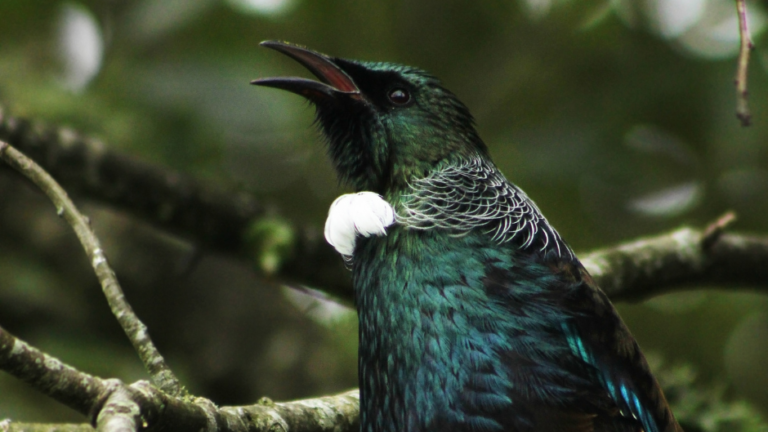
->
[251,41,361,102]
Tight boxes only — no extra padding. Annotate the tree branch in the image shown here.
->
[734,0,754,126]
[583,212,768,302]
[3,423,92,432]
[0,106,351,301]
[0,106,264,253]
[0,325,106,416]
[0,140,182,396]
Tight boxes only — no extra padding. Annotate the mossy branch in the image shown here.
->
[1,324,360,432]
[583,212,768,302]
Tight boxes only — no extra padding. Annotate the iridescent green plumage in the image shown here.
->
[254,41,683,432]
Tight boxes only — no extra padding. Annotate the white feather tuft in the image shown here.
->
[324,192,395,257]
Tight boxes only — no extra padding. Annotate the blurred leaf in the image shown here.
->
[246,217,295,274]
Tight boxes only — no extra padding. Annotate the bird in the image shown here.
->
[252,40,683,432]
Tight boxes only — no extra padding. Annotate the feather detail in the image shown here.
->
[558,265,684,432]
[398,156,573,258]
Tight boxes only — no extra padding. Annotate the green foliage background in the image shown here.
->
[0,0,767,426]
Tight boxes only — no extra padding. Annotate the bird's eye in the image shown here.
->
[387,88,411,106]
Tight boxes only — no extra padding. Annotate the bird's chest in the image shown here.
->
[353,229,517,432]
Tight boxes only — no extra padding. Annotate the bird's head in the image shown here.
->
[253,41,487,194]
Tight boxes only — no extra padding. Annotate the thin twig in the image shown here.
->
[701,211,737,249]
[0,140,183,396]
[735,0,754,126]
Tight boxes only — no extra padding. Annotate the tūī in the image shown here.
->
[253,41,683,432]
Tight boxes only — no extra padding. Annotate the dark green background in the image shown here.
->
[1,0,767,423]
